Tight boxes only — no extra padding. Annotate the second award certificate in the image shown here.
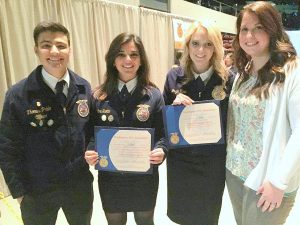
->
[95,127,154,173]
[162,100,224,148]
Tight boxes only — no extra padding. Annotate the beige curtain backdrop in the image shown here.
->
[140,7,174,90]
[0,0,176,116]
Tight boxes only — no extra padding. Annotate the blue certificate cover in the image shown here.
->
[95,127,154,173]
[162,100,224,149]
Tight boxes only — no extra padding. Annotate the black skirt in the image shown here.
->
[167,146,226,225]
[98,169,159,213]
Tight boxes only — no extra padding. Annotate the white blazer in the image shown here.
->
[237,58,300,193]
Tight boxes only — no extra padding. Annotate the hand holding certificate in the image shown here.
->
[95,127,154,173]
[162,100,224,148]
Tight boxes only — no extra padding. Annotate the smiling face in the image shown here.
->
[239,12,270,59]
[114,40,141,82]
[34,31,70,79]
[188,27,214,73]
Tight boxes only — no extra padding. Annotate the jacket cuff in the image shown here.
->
[269,177,288,191]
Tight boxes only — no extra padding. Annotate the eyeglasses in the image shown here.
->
[116,52,140,60]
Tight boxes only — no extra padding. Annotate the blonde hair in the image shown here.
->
[180,20,227,83]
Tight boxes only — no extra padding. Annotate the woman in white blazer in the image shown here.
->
[225,1,300,225]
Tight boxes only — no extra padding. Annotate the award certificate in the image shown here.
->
[95,127,154,173]
[162,100,224,148]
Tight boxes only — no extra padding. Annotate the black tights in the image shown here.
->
[105,210,154,225]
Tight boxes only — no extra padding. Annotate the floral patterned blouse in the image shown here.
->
[226,75,266,180]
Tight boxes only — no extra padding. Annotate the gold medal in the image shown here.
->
[99,156,108,168]
[108,115,114,122]
[212,85,226,100]
[170,133,180,144]
[136,104,150,122]
[36,101,41,107]
[76,100,89,117]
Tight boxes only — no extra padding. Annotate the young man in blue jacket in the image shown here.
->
[0,21,93,225]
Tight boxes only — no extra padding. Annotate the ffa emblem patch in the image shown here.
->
[136,104,150,122]
[212,85,226,100]
[76,100,89,117]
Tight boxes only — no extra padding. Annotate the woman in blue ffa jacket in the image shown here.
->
[85,33,167,225]
[163,21,231,225]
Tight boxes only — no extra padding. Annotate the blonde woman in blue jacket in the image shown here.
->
[163,21,230,225]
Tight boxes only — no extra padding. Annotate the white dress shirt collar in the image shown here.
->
[118,76,138,93]
[193,66,214,84]
[42,67,70,96]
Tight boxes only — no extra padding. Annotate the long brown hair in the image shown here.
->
[233,1,297,98]
[94,33,155,99]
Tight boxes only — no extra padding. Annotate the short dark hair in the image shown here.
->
[33,21,70,46]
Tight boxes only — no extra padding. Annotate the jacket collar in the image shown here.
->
[26,65,87,95]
